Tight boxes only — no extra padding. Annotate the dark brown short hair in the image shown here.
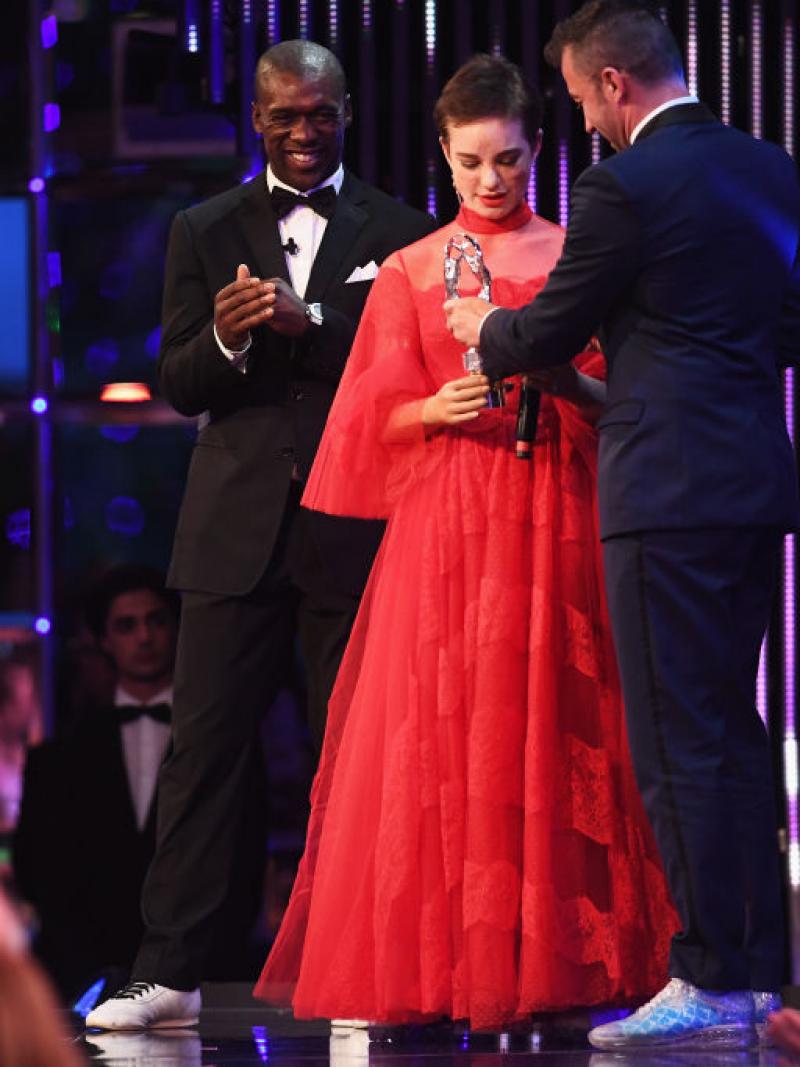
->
[84,564,179,638]
[544,0,684,85]
[434,54,544,147]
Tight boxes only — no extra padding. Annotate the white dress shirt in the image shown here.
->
[116,684,173,830]
[629,94,699,144]
[215,164,344,369]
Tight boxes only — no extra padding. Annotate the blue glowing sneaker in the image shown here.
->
[587,979,756,1051]
[753,991,781,1043]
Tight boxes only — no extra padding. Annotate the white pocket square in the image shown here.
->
[345,260,379,283]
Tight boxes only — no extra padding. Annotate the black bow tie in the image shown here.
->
[270,184,337,221]
[118,702,171,725]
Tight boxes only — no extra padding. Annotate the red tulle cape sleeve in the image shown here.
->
[302,253,438,519]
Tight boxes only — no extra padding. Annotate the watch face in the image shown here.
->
[306,302,323,326]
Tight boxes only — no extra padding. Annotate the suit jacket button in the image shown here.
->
[279,447,295,458]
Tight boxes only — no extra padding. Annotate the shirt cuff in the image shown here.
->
[214,323,252,373]
[478,305,501,344]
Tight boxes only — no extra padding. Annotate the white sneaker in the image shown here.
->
[85,981,201,1030]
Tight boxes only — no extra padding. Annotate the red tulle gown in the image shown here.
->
[254,202,678,1029]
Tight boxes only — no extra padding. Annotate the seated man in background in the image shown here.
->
[13,564,268,1001]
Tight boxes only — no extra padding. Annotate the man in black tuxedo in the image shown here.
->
[446,0,800,1052]
[15,566,265,1002]
[14,566,179,999]
[87,41,433,1030]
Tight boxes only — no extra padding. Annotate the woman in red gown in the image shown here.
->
[255,54,676,1031]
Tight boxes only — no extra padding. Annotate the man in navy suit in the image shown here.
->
[446,0,800,1051]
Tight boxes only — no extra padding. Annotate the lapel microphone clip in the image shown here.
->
[282,237,300,256]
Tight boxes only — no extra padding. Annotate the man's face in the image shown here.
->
[101,590,176,688]
[562,46,627,152]
[252,69,351,191]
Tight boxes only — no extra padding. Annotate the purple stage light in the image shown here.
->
[424,0,436,216]
[785,11,795,159]
[28,177,45,194]
[720,0,731,125]
[268,0,280,46]
[47,251,61,288]
[558,140,569,228]
[184,0,200,53]
[30,396,48,415]
[40,14,57,49]
[527,161,537,213]
[686,0,698,97]
[252,1026,269,1062]
[298,0,310,37]
[751,1,763,139]
[43,103,61,133]
[6,510,31,550]
[145,326,161,359]
[34,617,51,636]
[85,339,120,376]
[328,0,338,50]
[424,0,435,64]
[106,496,145,538]
[209,0,224,104]
[100,425,140,444]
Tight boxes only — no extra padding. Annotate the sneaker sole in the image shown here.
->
[87,1016,199,1032]
[589,1023,756,1051]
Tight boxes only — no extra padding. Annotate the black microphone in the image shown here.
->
[282,237,300,256]
[515,378,540,460]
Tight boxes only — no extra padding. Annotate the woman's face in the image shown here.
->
[441,115,539,220]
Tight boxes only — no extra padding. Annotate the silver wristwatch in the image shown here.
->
[305,302,323,327]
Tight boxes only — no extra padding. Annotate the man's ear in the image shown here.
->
[251,100,263,135]
[600,66,625,102]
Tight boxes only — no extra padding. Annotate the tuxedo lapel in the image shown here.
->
[305,172,369,304]
[236,177,292,285]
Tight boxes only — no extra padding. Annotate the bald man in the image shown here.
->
[87,40,433,1030]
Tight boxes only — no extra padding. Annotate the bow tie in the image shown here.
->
[270,184,337,221]
[118,702,171,725]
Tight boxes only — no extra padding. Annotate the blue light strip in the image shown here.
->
[425,0,437,217]
[209,0,225,104]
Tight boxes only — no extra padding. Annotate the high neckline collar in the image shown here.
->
[456,201,532,234]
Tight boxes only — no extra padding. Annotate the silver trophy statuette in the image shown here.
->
[444,234,505,408]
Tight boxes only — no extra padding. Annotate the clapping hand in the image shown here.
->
[215,265,310,348]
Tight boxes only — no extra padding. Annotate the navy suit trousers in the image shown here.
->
[603,527,785,991]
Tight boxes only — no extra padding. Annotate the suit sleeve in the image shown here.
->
[157,211,254,416]
[480,166,641,380]
[293,303,359,383]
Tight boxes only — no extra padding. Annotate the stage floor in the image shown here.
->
[73,984,794,1066]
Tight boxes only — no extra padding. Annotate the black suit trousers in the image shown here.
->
[603,527,785,991]
[132,488,359,989]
